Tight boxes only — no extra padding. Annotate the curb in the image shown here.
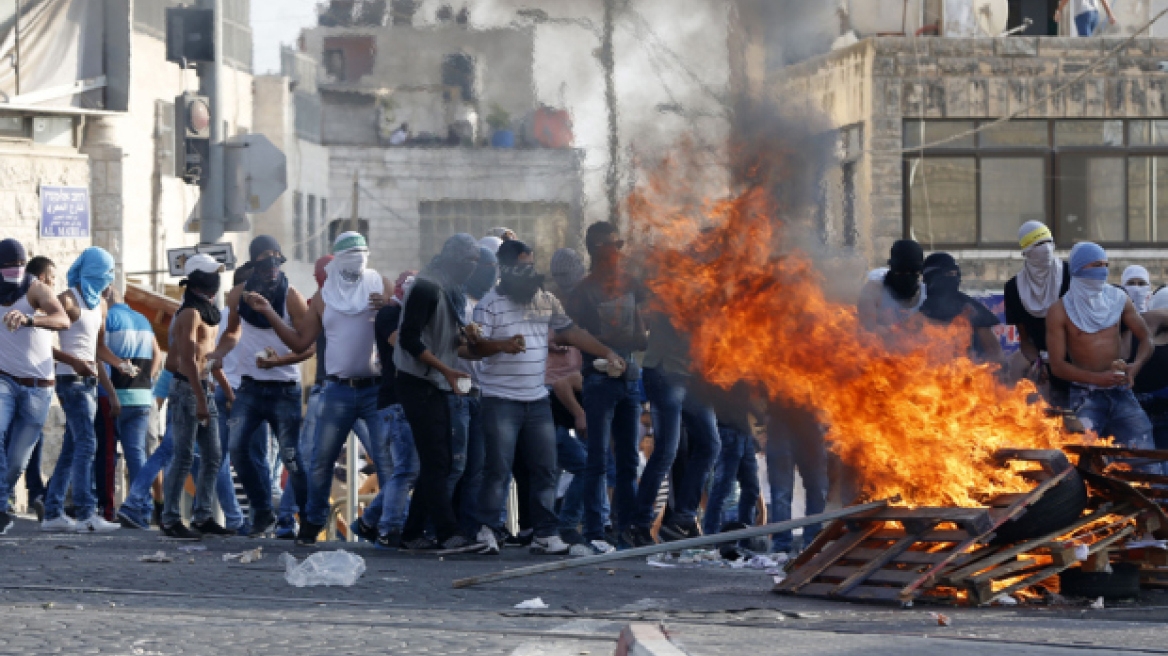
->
[614,623,689,656]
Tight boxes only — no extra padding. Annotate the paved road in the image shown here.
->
[2,517,1168,655]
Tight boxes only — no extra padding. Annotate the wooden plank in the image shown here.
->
[1083,550,1111,572]
[833,524,937,596]
[1104,470,1168,485]
[994,449,1070,473]
[966,557,1038,586]
[856,508,991,537]
[794,582,907,603]
[897,534,985,601]
[870,528,972,542]
[988,525,1137,604]
[823,565,924,585]
[943,504,1116,582]
[986,493,1030,508]
[845,548,956,565]
[784,519,849,573]
[1064,444,1168,461]
[1020,470,1052,483]
[780,523,883,593]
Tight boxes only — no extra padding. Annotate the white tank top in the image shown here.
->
[322,302,381,379]
[0,294,53,380]
[236,301,299,383]
[56,288,103,376]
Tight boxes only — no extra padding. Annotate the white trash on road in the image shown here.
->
[514,597,549,609]
[279,550,366,587]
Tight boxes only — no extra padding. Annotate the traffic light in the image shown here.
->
[166,7,215,65]
[175,92,211,185]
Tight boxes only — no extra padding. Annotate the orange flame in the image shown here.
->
[628,151,1090,507]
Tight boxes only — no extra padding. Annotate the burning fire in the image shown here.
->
[628,147,1091,507]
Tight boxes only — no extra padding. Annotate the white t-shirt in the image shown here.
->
[473,289,573,402]
[1072,0,1100,15]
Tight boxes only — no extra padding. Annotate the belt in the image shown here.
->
[0,369,54,388]
[173,371,211,388]
[326,375,380,389]
[241,376,297,388]
[56,375,97,386]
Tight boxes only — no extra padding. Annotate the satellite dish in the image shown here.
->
[974,0,1009,36]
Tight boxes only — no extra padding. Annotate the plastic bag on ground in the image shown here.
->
[279,550,366,587]
[514,597,549,609]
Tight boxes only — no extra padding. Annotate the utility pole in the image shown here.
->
[198,0,225,245]
[601,0,619,227]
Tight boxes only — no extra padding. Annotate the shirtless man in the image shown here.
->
[1047,242,1154,449]
[161,254,232,539]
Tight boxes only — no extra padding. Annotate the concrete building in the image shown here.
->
[756,1,1168,290]
[297,1,584,276]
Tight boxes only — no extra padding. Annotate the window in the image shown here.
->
[904,119,1168,247]
[418,201,570,270]
[818,124,862,248]
[32,117,72,147]
[293,192,304,261]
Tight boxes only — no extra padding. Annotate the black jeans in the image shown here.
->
[397,373,460,542]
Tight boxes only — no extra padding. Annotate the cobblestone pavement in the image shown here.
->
[2,517,1168,655]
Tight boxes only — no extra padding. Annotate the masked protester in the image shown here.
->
[155,254,233,539]
[1122,266,1152,314]
[1127,271,1168,451]
[203,235,313,537]
[857,240,927,331]
[242,232,393,546]
[40,247,131,534]
[919,253,1003,364]
[468,238,626,556]
[1004,221,1073,405]
[0,239,70,535]
[1048,243,1156,455]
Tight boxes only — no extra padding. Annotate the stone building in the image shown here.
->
[296,1,584,276]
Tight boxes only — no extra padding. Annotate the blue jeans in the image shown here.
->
[122,417,173,518]
[448,394,470,495]
[45,378,100,521]
[578,374,641,540]
[556,425,589,532]
[477,396,561,537]
[0,375,54,513]
[373,404,418,534]
[279,385,322,525]
[228,380,306,518]
[213,386,247,528]
[703,427,760,534]
[115,405,151,510]
[306,382,386,527]
[1137,394,1168,451]
[456,395,485,537]
[1075,10,1100,36]
[768,403,829,552]
[162,379,221,527]
[637,368,721,527]
[1073,387,1154,450]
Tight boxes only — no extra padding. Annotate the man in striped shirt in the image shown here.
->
[469,240,623,555]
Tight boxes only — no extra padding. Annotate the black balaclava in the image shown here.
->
[497,240,544,306]
[0,238,31,306]
[464,246,498,300]
[423,233,478,324]
[920,252,966,323]
[179,270,222,326]
[240,235,288,329]
[885,239,924,301]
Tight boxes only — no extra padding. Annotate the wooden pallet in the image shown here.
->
[775,450,1076,605]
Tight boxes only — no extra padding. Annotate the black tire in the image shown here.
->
[990,467,1089,545]
[1059,563,1142,600]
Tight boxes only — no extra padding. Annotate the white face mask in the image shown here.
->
[1,266,24,284]
[1025,241,1056,266]
[1126,285,1151,312]
[335,250,368,284]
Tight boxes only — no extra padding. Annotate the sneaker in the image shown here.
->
[249,511,277,538]
[161,522,203,540]
[275,522,298,540]
[375,530,402,550]
[590,539,616,554]
[75,515,122,533]
[29,497,44,522]
[504,528,534,548]
[401,536,439,551]
[116,507,149,530]
[569,543,595,557]
[296,521,324,546]
[191,519,234,537]
[619,526,656,549]
[441,535,477,551]
[0,512,11,536]
[657,520,700,543]
[351,517,378,543]
[475,525,500,555]
[234,523,251,537]
[41,515,76,533]
[530,534,570,555]
[560,528,588,546]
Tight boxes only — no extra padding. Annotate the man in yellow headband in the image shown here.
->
[1004,221,1072,406]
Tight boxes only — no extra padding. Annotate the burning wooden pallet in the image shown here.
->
[775,449,1101,605]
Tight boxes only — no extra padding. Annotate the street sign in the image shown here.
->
[166,242,237,277]
[39,185,90,238]
[226,133,287,218]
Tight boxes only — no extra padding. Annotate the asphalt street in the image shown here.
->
[2,516,1168,655]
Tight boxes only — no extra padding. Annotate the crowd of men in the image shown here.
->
[0,217,1162,557]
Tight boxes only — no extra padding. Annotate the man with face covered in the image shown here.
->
[209,236,315,536]
[1004,222,1073,406]
[0,239,69,535]
[246,232,393,546]
[469,240,625,555]
[160,254,231,539]
[919,253,1003,365]
[393,233,480,551]
[43,247,133,533]
[857,240,927,332]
